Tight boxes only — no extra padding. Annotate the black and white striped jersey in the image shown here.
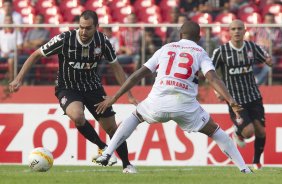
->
[40,29,116,92]
[212,41,268,104]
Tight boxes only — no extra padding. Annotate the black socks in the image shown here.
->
[253,136,266,163]
[77,120,131,168]
[76,120,107,149]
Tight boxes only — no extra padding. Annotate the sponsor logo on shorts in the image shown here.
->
[61,96,67,106]
[236,117,243,125]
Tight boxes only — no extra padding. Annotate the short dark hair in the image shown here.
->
[80,10,98,26]
[180,21,200,42]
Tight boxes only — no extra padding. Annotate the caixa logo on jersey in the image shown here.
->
[42,35,63,50]
[228,66,253,75]
[69,62,97,69]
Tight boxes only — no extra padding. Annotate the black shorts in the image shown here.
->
[228,98,265,133]
[55,88,115,120]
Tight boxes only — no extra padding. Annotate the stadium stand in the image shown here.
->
[215,12,237,24]
[159,0,179,22]
[240,12,262,24]
[191,13,213,24]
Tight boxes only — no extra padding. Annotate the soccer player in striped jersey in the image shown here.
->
[212,20,273,170]
[94,21,252,173]
[9,10,138,173]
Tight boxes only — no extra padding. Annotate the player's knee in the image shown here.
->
[106,127,117,137]
[241,124,255,138]
[69,112,85,126]
[253,119,266,137]
[255,126,266,137]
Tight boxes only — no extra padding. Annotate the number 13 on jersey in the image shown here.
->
[165,51,194,79]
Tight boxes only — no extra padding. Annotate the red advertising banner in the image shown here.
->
[0,86,281,166]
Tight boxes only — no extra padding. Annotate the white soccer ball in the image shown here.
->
[28,147,54,172]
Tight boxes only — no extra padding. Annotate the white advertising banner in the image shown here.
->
[0,104,282,166]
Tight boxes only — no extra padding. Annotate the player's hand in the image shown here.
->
[230,102,243,118]
[95,96,116,114]
[9,79,22,93]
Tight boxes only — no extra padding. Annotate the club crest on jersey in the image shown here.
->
[247,50,254,59]
[94,47,101,55]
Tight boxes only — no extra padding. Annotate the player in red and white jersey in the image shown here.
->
[144,37,214,112]
[94,21,252,173]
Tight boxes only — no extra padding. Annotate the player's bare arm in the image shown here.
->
[109,61,138,105]
[213,90,225,102]
[96,66,151,114]
[205,70,243,115]
[9,49,43,93]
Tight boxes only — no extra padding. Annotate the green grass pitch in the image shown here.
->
[1,165,281,184]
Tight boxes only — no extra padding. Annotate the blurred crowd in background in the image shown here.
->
[0,0,281,85]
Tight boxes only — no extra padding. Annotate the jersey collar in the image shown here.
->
[179,39,197,45]
[76,29,94,46]
[229,41,245,51]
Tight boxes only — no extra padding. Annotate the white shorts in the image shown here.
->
[136,98,210,133]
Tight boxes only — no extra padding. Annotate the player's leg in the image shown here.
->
[250,99,266,169]
[253,120,265,169]
[96,99,156,172]
[85,88,136,172]
[56,90,107,149]
[66,101,107,149]
[97,112,140,174]
[174,103,251,173]
[199,117,251,173]
[98,112,141,166]
[98,115,132,168]
[229,105,255,147]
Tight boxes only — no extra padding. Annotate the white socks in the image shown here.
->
[103,113,140,156]
[212,128,249,171]
[103,115,249,172]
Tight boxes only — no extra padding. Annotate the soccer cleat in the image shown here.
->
[95,154,111,166]
[232,131,246,148]
[107,154,117,166]
[240,167,254,174]
[92,147,117,166]
[253,163,262,170]
[123,165,137,174]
